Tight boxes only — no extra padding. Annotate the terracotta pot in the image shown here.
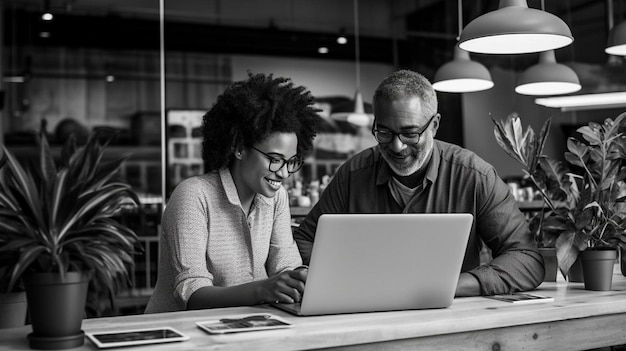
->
[539,248,557,282]
[23,271,90,349]
[0,291,27,329]
[580,247,617,291]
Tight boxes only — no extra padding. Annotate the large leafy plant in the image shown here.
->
[0,128,141,297]
[493,112,626,277]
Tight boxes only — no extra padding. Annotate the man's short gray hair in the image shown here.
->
[373,70,438,118]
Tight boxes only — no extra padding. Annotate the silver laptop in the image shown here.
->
[273,213,473,316]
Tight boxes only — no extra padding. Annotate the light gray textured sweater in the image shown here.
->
[144,168,301,313]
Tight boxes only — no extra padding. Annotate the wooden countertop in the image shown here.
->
[2,267,626,350]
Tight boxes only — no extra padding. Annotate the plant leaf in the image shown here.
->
[49,168,69,233]
[492,114,527,167]
[36,127,56,187]
[539,158,572,203]
[528,118,552,174]
[8,245,47,291]
[1,148,46,231]
[555,229,579,278]
[577,125,602,146]
[60,135,77,168]
[57,184,135,241]
[565,137,589,168]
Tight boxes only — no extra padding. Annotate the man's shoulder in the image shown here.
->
[435,140,495,176]
[341,146,380,172]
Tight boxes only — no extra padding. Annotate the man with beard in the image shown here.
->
[293,70,544,297]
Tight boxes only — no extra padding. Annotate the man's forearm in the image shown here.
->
[455,272,481,297]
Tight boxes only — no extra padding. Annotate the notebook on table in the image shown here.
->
[273,213,474,316]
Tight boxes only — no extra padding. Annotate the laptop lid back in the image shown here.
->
[299,213,473,316]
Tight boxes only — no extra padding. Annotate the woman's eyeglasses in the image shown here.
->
[250,146,304,174]
[371,114,437,145]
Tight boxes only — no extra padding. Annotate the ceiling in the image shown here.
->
[5,0,626,70]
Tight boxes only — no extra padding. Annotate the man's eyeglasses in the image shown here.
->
[250,146,304,174]
[371,114,437,145]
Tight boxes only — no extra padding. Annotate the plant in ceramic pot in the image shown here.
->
[493,112,626,290]
[0,127,140,348]
[0,265,27,329]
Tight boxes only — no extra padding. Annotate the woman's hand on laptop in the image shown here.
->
[256,268,307,304]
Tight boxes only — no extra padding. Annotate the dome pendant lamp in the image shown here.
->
[433,0,494,93]
[515,50,581,95]
[459,0,574,54]
[433,47,494,93]
[606,21,626,55]
[330,0,372,127]
[605,0,626,56]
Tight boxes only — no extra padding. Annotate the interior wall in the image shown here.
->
[231,55,394,105]
[462,67,545,179]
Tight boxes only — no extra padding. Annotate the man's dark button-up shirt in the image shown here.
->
[294,140,544,295]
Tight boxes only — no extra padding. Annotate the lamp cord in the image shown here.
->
[354,0,360,91]
[608,0,614,31]
[457,0,462,40]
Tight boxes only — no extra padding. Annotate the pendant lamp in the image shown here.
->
[605,0,626,56]
[535,92,626,111]
[515,50,581,95]
[41,0,53,21]
[459,0,573,54]
[332,90,370,126]
[433,0,494,93]
[330,0,373,127]
[433,47,494,93]
[606,21,626,55]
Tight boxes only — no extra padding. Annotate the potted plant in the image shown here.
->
[493,112,626,290]
[0,126,140,348]
[0,265,27,329]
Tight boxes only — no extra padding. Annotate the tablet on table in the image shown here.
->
[85,326,189,348]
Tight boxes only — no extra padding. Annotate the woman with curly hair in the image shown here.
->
[145,73,320,313]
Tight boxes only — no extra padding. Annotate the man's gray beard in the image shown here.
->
[378,136,433,177]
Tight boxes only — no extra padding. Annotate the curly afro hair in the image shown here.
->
[202,73,321,171]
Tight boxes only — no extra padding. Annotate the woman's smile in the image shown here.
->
[264,177,282,190]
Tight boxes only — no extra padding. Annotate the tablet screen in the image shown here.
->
[195,314,292,334]
[86,327,189,348]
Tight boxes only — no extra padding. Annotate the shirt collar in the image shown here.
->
[424,141,440,184]
[219,167,241,206]
[219,167,274,208]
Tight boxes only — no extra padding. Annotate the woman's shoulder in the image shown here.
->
[164,172,227,219]
[170,172,221,199]
[179,172,219,187]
